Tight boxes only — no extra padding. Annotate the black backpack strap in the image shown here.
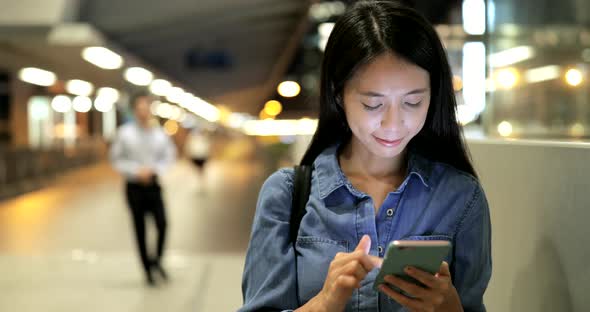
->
[289,165,312,244]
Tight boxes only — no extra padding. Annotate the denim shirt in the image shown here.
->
[240,145,492,312]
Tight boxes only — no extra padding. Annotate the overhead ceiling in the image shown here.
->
[0,0,464,118]
[78,0,313,115]
[75,0,462,116]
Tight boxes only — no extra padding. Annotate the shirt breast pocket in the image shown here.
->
[295,236,348,304]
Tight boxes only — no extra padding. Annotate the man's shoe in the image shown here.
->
[150,260,169,281]
[155,263,169,281]
[146,271,157,287]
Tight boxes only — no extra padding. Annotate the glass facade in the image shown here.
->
[461,0,590,140]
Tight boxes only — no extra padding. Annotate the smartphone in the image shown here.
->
[373,240,452,294]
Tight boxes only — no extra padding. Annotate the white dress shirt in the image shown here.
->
[109,121,177,182]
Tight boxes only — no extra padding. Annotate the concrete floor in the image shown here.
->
[0,158,269,311]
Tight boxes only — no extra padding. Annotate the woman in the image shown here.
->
[240,1,491,311]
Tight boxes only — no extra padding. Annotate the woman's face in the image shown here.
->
[342,52,431,159]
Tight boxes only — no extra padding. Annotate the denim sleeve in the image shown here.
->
[452,183,492,312]
[239,169,299,312]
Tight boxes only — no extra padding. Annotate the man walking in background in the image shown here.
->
[110,92,177,286]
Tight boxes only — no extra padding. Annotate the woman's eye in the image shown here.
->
[362,103,382,111]
[405,101,422,107]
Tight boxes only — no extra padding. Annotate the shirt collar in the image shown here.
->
[313,143,432,200]
[132,121,156,132]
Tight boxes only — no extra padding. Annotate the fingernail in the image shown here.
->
[405,266,412,273]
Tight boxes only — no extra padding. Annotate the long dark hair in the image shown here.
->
[300,0,477,178]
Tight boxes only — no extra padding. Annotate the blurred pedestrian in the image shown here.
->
[185,127,211,185]
[110,92,176,286]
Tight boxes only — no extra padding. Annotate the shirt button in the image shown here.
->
[378,246,384,254]
[386,208,394,216]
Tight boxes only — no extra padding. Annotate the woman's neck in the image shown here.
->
[339,139,407,180]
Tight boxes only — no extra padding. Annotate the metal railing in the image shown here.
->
[0,141,105,199]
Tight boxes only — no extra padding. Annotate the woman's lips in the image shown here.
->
[374,136,403,147]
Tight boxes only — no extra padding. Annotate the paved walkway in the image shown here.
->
[0,158,270,311]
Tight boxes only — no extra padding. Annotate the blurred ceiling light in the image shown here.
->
[318,22,335,51]
[298,118,317,133]
[186,97,220,122]
[82,47,123,70]
[66,79,94,96]
[217,105,232,124]
[277,81,301,98]
[179,92,195,108]
[524,65,561,84]
[242,119,318,136]
[264,100,283,116]
[462,0,486,35]
[18,67,57,86]
[149,79,172,96]
[319,38,329,52]
[97,87,120,103]
[495,68,519,89]
[456,104,478,125]
[488,46,535,67]
[94,96,114,113]
[259,110,272,120]
[462,42,486,114]
[169,105,183,121]
[309,1,346,20]
[164,120,179,136]
[452,75,463,91]
[570,123,585,137]
[227,113,251,129]
[497,121,513,137]
[166,87,185,104]
[565,68,584,87]
[124,67,153,86]
[318,22,335,38]
[51,95,72,113]
[72,96,92,113]
[156,102,173,119]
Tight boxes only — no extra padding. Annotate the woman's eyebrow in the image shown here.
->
[359,88,429,97]
[359,91,385,97]
[405,88,429,95]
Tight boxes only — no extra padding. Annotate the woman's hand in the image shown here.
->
[300,235,382,312]
[378,261,463,312]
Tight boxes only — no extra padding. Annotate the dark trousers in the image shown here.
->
[125,181,167,276]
